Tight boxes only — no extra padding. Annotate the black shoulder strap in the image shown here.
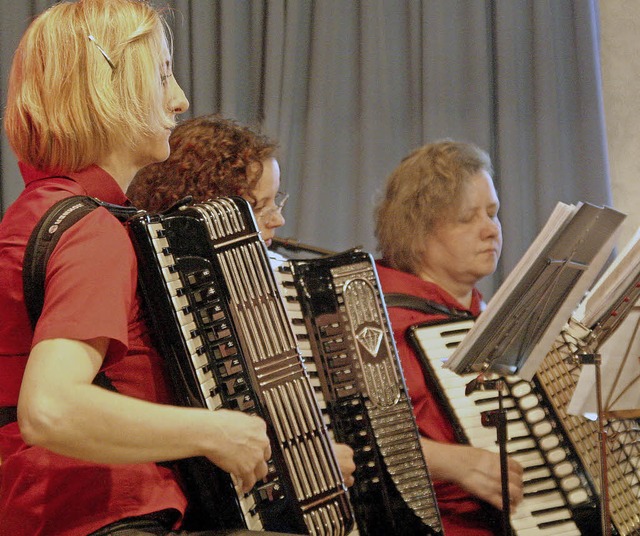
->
[384,292,474,320]
[22,195,137,330]
[22,195,138,393]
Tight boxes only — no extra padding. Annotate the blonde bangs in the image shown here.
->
[4,0,171,172]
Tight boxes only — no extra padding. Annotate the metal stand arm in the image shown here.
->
[574,352,612,536]
[481,380,511,536]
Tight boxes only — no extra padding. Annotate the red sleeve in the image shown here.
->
[387,306,459,444]
[32,207,134,358]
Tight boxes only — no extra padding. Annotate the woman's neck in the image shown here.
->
[97,148,141,192]
[416,270,474,309]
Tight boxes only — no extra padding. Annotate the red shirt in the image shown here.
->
[0,164,187,535]
[376,260,500,536]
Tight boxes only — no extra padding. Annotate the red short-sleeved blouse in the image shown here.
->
[0,164,187,536]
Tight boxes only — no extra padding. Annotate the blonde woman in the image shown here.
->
[0,1,271,534]
[375,140,524,536]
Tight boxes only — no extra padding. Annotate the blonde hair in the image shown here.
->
[4,0,175,172]
[374,140,493,275]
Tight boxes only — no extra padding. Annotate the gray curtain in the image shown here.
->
[0,0,611,298]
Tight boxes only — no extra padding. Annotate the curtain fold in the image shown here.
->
[0,0,610,297]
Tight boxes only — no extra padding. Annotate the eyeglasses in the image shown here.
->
[254,191,289,223]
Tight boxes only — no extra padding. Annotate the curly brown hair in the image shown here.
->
[128,114,278,212]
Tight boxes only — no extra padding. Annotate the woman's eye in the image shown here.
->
[160,72,172,86]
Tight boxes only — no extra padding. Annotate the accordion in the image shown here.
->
[408,318,640,535]
[127,197,354,535]
[271,248,443,536]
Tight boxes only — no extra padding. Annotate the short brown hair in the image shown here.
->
[4,0,174,172]
[374,140,493,275]
[128,115,278,212]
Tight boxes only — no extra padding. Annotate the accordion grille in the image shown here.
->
[535,323,640,535]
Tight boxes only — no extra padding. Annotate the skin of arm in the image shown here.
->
[17,337,271,493]
[420,436,524,511]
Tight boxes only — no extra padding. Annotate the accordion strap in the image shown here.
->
[384,292,474,320]
[23,194,137,330]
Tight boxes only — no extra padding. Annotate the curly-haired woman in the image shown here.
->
[128,114,286,247]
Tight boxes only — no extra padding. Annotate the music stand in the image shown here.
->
[445,202,624,380]
[566,227,640,536]
[570,303,640,418]
[443,201,626,534]
[569,227,640,417]
[568,303,640,536]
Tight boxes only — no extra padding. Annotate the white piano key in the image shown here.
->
[200,377,217,397]
[185,334,204,355]
[190,348,208,370]
[296,339,312,352]
[195,364,213,385]
[181,319,201,341]
[204,392,222,410]
[160,264,180,284]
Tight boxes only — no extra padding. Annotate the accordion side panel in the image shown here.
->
[274,249,443,536]
[127,198,354,535]
[407,319,602,536]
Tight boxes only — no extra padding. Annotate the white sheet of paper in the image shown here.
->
[569,304,640,415]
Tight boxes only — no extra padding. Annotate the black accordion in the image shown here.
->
[270,248,443,536]
[408,318,640,536]
[127,197,354,535]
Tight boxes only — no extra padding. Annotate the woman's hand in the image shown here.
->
[333,442,356,487]
[205,409,271,493]
[420,438,524,511]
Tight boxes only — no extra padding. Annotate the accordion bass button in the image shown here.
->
[254,481,284,504]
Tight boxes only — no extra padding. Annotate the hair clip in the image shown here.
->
[87,34,115,70]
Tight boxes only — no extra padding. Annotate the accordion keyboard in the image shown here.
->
[409,320,600,535]
[128,198,353,535]
[271,249,443,536]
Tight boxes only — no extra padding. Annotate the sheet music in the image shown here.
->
[567,229,640,416]
[444,202,626,381]
[575,227,640,327]
[568,304,640,416]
